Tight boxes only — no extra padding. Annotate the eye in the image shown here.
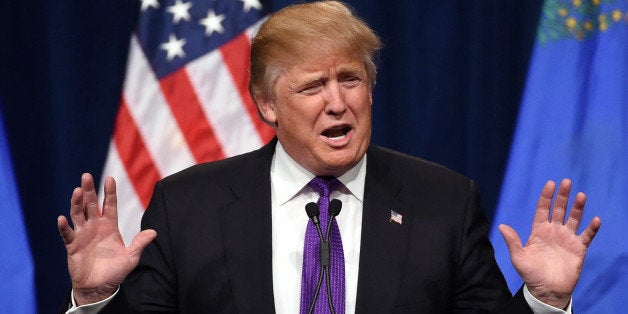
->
[299,82,323,95]
[341,76,361,88]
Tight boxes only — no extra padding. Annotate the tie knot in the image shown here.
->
[308,176,341,199]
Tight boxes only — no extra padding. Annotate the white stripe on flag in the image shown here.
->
[186,51,263,157]
[123,35,196,176]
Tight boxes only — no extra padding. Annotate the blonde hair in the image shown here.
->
[249,1,382,107]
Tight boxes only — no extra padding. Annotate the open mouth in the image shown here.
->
[322,125,352,141]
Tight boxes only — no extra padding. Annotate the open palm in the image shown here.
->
[57,173,156,305]
[498,179,601,309]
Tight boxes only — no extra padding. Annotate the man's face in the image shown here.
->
[258,53,373,176]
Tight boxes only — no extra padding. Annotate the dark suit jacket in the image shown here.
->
[101,139,532,313]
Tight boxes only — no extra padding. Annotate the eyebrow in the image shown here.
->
[286,77,321,93]
[336,64,363,75]
[303,64,364,81]
[287,62,366,91]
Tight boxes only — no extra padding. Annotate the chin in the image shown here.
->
[318,156,360,176]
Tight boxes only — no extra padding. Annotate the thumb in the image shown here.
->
[498,224,523,256]
[127,229,157,263]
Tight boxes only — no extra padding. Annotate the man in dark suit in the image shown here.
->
[58,1,601,313]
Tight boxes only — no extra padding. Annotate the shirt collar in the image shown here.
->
[270,142,367,205]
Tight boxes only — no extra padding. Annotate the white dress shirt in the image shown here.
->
[270,142,365,314]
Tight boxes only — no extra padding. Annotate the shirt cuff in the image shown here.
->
[65,287,119,314]
[523,285,572,314]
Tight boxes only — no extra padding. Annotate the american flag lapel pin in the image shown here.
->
[390,210,403,225]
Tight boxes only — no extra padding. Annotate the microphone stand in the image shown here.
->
[323,199,342,314]
[324,216,335,314]
[306,202,327,314]
[305,199,342,314]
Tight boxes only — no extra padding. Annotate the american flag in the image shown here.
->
[389,210,402,225]
[99,0,274,245]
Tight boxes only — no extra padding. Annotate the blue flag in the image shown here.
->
[0,101,36,312]
[490,1,628,312]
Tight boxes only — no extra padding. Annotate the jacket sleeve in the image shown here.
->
[450,180,532,314]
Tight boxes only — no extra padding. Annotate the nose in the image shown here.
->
[323,81,347,115]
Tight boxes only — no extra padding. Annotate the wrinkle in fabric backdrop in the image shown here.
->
[0,0,541,311]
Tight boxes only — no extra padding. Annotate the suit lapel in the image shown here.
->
[219,140,277,313]
[355,146,413,313]
[216,141,413,312]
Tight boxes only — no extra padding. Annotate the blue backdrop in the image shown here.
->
[0,99,36,313]
[0,0,542,312]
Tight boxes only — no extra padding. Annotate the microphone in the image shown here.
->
[324,199,342,314]
[305,202,325,314]
[324,199,342,243]
[305,202,321,226]
[329,199,342,217]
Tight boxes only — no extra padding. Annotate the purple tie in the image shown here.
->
[300,176,345,314]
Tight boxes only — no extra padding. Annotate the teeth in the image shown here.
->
[327,134,346,141]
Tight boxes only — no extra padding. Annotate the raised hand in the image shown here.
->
[498,179,601,309]
[57,173,157,305]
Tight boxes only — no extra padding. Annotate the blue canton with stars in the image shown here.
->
[138,0,265,79]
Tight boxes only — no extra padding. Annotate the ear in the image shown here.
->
[255,95,278,125]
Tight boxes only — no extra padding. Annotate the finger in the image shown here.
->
[102,176,118,220]
[69,187,86,226]
[532,180,556,225]
[127,229,157,265]
[565,191,586,232]
[551,178,572,224]
[81,173,100,219]
[580,217,602,247]
[57,215,76,245]
[498,224,524,255]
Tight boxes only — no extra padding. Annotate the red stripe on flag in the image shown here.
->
[160,69,226,163]
[113,99,162,208]
[220,33,275,143]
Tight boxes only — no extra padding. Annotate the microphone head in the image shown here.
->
[329,199,342,216]
[305,202,320,218]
